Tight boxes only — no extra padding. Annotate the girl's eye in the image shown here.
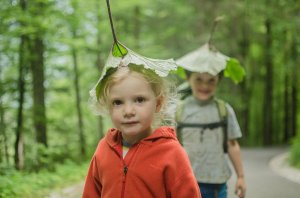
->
[135,97,146,103]
[112,100,122,106]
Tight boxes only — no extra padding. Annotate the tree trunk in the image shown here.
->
[291,81,297,138]
[0,98,3,163]
[71,45,86,156]
[290,37,298,138]
[15,35,28,170]
[31,37,47,146]
[263,18,273,145]
[14,0,28,170]
[283,74,290,143]
[0,73,9,165]
[239,17,250,141]
[95,0,105,139]
[283,33,298,142]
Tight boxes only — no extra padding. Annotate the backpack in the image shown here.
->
[175,98,228,153]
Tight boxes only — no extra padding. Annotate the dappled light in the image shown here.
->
[0,0,299,197]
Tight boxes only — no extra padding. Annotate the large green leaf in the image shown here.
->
[175,67,187,79]
[224,58,246,84]
[112,42,128,57]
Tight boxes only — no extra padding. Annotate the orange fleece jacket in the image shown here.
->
[82,126,201,198]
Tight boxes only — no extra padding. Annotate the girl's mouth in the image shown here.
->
[123,121,138,125]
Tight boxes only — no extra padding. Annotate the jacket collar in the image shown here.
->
[105,126,177,147]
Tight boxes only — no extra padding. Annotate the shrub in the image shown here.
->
[0,160,89,198]
[290,133,300,168]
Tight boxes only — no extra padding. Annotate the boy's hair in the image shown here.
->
[184,70,224,79]
[92,64,177,127]
[178,70,224,100]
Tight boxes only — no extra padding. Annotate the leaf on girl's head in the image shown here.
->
[112,42,128,57]
[95,67,116,100]
[224,58,246,84]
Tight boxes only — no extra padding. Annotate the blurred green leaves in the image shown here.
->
[224,58,246,84]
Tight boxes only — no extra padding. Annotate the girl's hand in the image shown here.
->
[235,177,246,198]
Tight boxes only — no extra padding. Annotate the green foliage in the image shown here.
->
[224,58,246,84]
[24,144,74,172]
[290,134,300,168]
[0,160,89,198]
[175,66,187,81]
[112,42,128,57]
[0,1,300,196]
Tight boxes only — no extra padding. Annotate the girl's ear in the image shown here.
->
[155,95,164,113]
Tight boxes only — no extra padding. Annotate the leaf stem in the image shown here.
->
[208,16,224,49]
[106,0,125,57]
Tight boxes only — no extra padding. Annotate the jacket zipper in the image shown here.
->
[112,144,128,198]
[123,166,128,175]
[118,143,140,198]
[121,162,128,198]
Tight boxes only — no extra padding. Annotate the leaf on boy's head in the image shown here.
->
[176,43,228,76]
[176,43,246,84]
[176,67,187,79]
[224,58,246,84]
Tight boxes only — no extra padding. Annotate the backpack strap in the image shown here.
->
[214,98,228,153]
[176,98,229,153]
[175,100,185,145]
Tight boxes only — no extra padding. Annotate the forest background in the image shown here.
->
[0,0,300,197]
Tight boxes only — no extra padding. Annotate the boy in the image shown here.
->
[176,43,246,198]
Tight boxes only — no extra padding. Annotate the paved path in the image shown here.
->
[48,146,300,198]
[227,146,300,198]
[46,182,84,198]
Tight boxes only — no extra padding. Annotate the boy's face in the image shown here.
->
[108,72,162,144]
[188,72,219,101]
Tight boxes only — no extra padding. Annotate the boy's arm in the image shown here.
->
[228,139,246,198]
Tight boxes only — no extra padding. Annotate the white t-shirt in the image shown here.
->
[177,96,242,183]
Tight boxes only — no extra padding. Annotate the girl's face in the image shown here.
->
[108,72,162,144]
[188,72,219,101]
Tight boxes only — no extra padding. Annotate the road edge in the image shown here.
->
[269,152,300,184]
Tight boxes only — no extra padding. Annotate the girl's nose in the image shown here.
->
[123,103,135,117]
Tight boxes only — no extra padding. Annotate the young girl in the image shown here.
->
[83,47,201,198]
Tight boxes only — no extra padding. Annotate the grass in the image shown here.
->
[0,160,89,198]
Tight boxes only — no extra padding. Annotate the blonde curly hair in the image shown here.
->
[89,64,178,127]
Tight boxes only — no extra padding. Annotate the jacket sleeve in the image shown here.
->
[170,169,201,198]
[82,156,102,198]
[168,145,202,198]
